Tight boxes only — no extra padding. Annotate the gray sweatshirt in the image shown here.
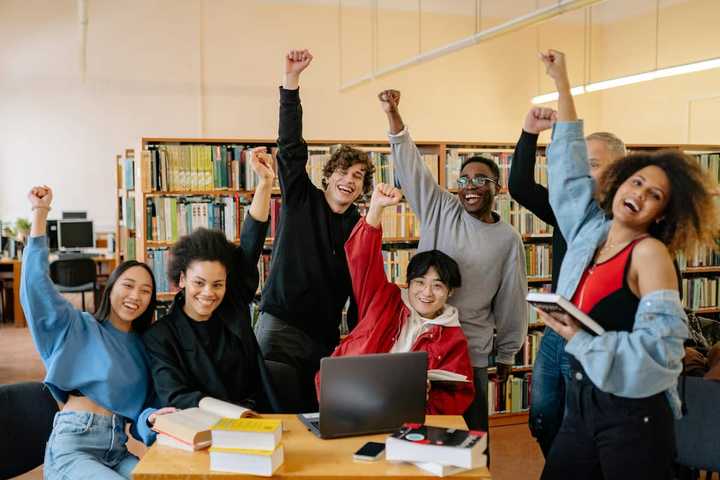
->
[389,129,528,367]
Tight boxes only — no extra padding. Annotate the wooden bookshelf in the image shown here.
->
[128,136,720,424]
[115,149,136,263]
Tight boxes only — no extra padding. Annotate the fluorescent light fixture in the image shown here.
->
[531,57,720,104]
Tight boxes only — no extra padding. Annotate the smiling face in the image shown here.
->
[407,266,451,319]
[324,163,367,211]
[109,266,154,327]
[457,162,497,218]
[179,260,227,321]
[611,165,671,230]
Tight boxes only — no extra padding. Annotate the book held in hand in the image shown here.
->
[526,292,606,335]
[152,397,257,451]
[211,418,283,450]
[385,423,487,469]
[209,445,284,477]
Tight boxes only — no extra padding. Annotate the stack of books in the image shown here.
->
[209,418,284,477]
[386,423,487,477]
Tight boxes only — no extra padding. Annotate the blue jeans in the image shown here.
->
[44,411,138,480]
[529,328,571,458]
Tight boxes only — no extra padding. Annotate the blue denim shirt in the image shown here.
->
[547,120,689,418]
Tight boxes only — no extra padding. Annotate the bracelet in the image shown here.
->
[31,206,51,212]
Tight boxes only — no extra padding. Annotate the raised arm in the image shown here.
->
[277,49,314,204]
[345,184,403,324]
[508,108,558,226]
[232,148,273,305]
[21,186,87,360]
[379,90,454,224]
[540,50,600,243]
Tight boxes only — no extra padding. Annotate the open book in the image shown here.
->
[427,370,469,383]
[526,292,605,335]
[153,397,257,451]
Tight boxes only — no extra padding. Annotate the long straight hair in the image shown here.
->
[95,260,157,333]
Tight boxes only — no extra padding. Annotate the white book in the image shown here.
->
[386,424,487,469]
[209,445,284,477]
[526,292,605,335]
[427,369,469,383]
[156,432,209,452]
[413,454,487,477]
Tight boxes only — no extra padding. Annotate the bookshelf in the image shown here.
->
[115,149,137,263]
[126,137,720,427]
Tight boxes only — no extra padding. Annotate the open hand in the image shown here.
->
[539,50,569,87]
[28,185,53,209]
[534,307,580,341]
[285,49,313,76]
[249,147,275,184]
[378,90,401,114]
[523,107,557,134]
[370,183,402,209]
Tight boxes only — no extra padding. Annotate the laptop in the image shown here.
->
[298,351,427,439]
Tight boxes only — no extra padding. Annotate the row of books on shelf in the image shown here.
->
[695,153,720,183]
[120,234,136,261]
[118,194,136,229]
[487,373,531,416]
[677,245,720,269]
[525,243,552,279]
[142,144,271,193]
[145,195,246,243]
[682,277,719,310]
[147,248,171,293]
[118,152,136,190]
[496,196,552,236]
[382,248,415,285]
[376,204,420,240]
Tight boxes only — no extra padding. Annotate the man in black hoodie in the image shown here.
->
[255,49,375,412]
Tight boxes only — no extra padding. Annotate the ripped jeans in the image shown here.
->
[529,328,571,458]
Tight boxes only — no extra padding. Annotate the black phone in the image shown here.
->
[353,441,385,461]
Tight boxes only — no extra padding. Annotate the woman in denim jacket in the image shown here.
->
[535,51,720,480]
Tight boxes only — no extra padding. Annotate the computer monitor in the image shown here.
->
[62,211,87,220]
[58,220,94,250]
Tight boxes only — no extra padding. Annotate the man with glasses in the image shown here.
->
[378,90,528,435]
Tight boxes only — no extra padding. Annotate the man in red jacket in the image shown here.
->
[316,183,474,414]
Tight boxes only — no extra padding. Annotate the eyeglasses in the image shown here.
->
[456,175,499,189]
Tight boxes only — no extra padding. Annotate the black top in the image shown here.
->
[259,87,358,347]
[143,214,269,410]
[507,130,568,292]
[186,309,253,404]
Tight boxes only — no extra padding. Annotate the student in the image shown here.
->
[508,109,627,457]
[315,183,474,414]
[143,149,274,410]
[255,49,376,412]
[378,90,528,432]
[21,186,173,480]
[536,49,720,480]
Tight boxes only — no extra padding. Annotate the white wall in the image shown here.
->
[1,0,719,228]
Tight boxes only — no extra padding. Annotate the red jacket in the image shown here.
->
[315,219,474,415]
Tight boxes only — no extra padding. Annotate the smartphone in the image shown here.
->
[353,441,385,461]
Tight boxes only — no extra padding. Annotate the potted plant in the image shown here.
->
[15,218,31,243]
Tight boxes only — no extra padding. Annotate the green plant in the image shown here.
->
[15,218,31,235]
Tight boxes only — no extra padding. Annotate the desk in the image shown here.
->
[0,256,116,328]
[132,415,491,480]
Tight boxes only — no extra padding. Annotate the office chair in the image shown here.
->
[675,376,720,480]
[49,257,97,312]
[0,382,59,479]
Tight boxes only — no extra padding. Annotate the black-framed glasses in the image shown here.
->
[456,175,499,189]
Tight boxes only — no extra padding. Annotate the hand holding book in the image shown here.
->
[534,307,581,341]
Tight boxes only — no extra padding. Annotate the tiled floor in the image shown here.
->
[0,324,545,480]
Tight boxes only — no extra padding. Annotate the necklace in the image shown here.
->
[595,233,646,265]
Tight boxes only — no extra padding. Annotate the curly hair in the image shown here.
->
[596,150,720,254]
[167,228,234,287]
[321,145,375,196]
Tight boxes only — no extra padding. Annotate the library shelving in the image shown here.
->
[115,149,137,263]
[124,136,720,427]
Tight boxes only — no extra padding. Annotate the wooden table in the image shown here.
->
[0,256,116,328]
[132,414,491,479]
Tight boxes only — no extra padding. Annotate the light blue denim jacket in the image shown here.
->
[547,120,689,418]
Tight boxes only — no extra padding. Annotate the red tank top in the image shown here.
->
[570,236,647,332]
